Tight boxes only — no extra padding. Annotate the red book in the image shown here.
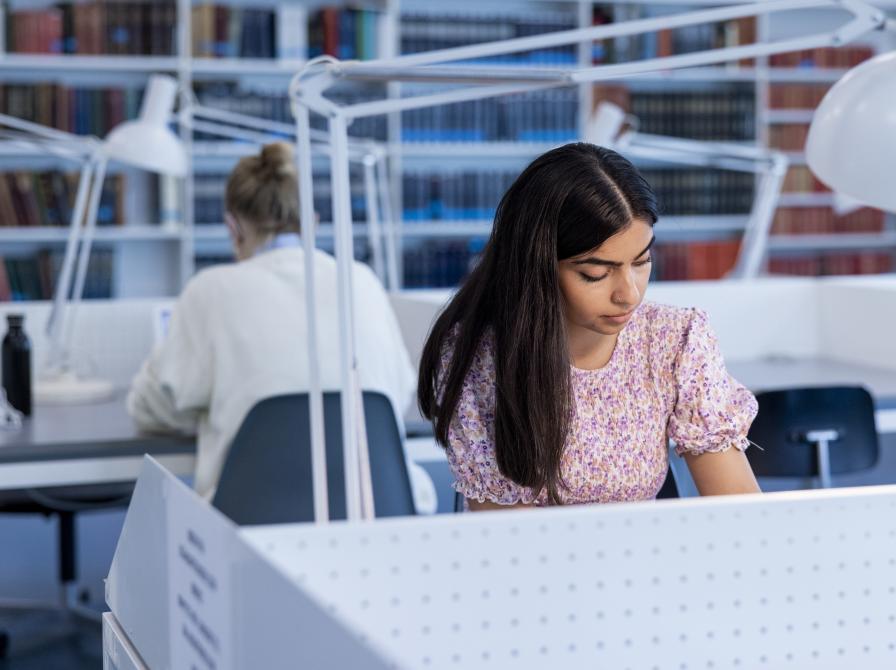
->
[322,8,339,57]
[0,258,11,302]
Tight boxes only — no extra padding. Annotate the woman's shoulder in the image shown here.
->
[630,301,709,349]
[440,324,497,380]
[181,261,242,296]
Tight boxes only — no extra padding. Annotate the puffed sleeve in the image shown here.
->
[667,309,758,457]
[442,333,539,505]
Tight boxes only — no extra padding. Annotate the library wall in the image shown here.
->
[0,0,893,299]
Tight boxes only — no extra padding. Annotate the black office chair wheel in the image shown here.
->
[0,630,9,659]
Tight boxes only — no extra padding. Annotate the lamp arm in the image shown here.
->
[622,134,782,173]
[362,157,386,284]
[0,135,92,162]
[62,155,109,362]
[188,118,292,147]
[626,133,781,164]
[613,131,788,279]
[376,157,401,291]
[182,103,381,160]
[0,113,96,147]
[45,151,103,372]
[729,153,789,279]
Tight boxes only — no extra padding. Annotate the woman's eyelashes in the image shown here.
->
[579,272,607,283]
[578,257,652,283]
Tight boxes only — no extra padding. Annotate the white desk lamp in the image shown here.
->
[286,0,893,522]
[587,101,788,278]
[806,49,896,213]
[0,75,188,404]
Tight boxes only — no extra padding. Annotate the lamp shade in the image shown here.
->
[806,50,896,212]
[103,74,188,177]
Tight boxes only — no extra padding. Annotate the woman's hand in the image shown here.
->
[467,499,534,511]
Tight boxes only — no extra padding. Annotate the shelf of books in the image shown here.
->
[0,0,393,299]
[761,31,896,278]
[1,0,893,298]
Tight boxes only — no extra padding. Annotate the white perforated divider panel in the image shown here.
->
[242,485,896,670]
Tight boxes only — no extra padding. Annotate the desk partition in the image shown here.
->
[105,457,896,669]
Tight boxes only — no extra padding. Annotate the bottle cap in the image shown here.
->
[6,314,24,328]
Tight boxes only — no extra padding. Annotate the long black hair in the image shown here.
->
[417,143,659,504]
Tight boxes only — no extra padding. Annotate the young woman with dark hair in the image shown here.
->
[418,142,760,510]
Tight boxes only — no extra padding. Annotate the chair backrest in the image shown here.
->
[212,391,416,525]
[746,386,879,479]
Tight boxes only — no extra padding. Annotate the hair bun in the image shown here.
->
[259,141,296,179]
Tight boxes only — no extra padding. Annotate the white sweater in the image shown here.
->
[127,246,418,503]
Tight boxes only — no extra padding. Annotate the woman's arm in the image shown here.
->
[683,447,761,496]
[467,498,534,511]
[127,281,211,435]
[127,357,200,435]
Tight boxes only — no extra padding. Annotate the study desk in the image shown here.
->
[0,393,194,493]
[728,356,896,410]
[0,357,893,493]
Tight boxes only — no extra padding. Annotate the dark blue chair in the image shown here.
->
[746,386,879,489]
[212,391,416,524]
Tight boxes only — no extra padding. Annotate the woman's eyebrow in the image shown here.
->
[571,236,656,267]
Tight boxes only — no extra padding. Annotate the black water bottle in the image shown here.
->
[2,314,32,416]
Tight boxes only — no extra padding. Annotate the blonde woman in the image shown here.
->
[128,143,427,508]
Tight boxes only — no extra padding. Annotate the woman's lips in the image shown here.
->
[602,309,634,324]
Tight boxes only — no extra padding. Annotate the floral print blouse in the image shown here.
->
[443,302,758,506]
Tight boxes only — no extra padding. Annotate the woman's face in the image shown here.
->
[557,218,655,336]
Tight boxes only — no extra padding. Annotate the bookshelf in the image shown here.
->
[0,0,893,297]
[580,0,896,281]
[756,4,896,277]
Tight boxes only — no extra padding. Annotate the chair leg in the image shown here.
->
[59,511,76,586]
[0,630,8,658]
[454,490,465,513]
[57,511,101,623]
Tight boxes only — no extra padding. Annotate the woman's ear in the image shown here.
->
[224,211,245,243]
[224,211,249,260]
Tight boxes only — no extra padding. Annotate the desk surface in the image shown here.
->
[1,357,893,490]
[0,393,193,464]
[4,358,893,460]
[727,356,896,408]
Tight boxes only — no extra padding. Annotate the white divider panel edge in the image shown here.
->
[243,485,896,670]
[105,457,395,670]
